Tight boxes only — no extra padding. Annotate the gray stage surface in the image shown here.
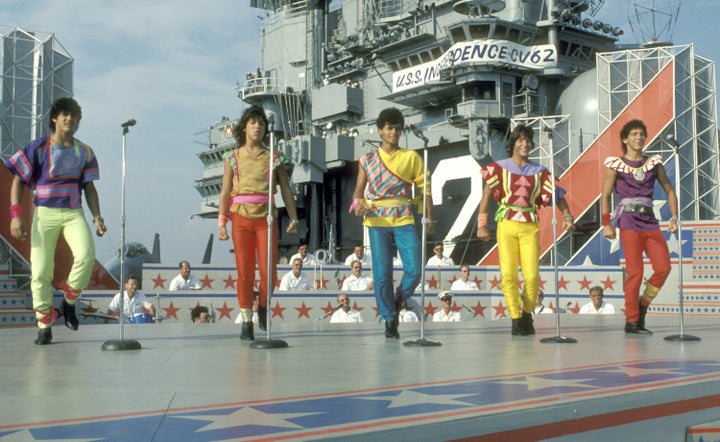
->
[1,314,719,441]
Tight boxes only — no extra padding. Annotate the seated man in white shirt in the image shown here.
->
[106,275,156,322]
[330,293,363,323]
[279,258,314,291]
[579,286,617,315]
[533,289,554,314]
[168,260,202,291]
[341,262,374,291]
[427,242,455,267]
[432,290,462,322]
[288,241,316,266]
[344,244,371,267]
[450,264,479,290]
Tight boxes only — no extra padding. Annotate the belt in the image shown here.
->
[623,204,653,214]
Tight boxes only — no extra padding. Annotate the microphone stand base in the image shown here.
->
[664,333,701,342]
[403,338,442,347]
[101,339,142,351]
[540,335,577,344]
[250,339,289,349]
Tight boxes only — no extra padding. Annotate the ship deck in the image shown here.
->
[1,314,719,441]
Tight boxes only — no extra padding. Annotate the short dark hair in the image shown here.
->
[178,260,190,268]
[589,286,604,296]
[619,119,647,154]
[125,274,138,283]
[233,105,269,146]
[505,124,534,156]
[49,97,82,132]
[376,107,405,129]
[191,305,209,322]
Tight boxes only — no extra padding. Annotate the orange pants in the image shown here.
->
[230,213,278,309]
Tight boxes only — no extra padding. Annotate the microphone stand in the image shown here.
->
[663,136,700,341]
[251,115,288,349]
[539,125,577,344]
[404,124,441,347]
[102,120,141,351]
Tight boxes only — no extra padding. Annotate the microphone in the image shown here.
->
[267,114,275,131]
[461,303,474,314]
[410,124,429,143]
[665,134,680,149]
[121,119,136,128]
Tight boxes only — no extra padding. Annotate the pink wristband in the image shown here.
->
[10,204,21,220]
[477,213,488,228]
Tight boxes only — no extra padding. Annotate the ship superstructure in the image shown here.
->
[193,0,719,268]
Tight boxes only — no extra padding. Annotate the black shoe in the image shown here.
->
[511,318,523,336]
[258,306,267,331]
[34,328,52,345]
[240,322,255,341]
[61,299,79,331]
[385,317,399,339]
[522,311,535,335]
[625,322,652,335]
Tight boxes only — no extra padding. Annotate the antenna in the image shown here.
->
[628,0,681,47]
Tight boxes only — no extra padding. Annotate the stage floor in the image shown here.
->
[1,314,719,441]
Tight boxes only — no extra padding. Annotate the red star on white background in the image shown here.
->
[271,301,286,319]
[351,302,364,312]
[216,302,234,320]
[492,300,507,318]
[470,301,487,318]
[568,302,581,314]
[424,301,438,317]
[315,277,329,289]
[578,276,593,291]
[320,301,335,318]
[488,275,501,290]
[222,274,236,289]
[295,302,312,319]
[557,276,570,291]
[426,275,439,289]
[601,275,616,291]
[199,274,214,289]
[473,276,483,289]
[162,301,181,319]
[152,274,166,289]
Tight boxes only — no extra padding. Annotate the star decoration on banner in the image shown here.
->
[426,275,439,289]
[666,231,688,258]
[315,276,329,289]
[492,300,507,318]
[557,276,570,291]
[470,301,487,318]
[222,274,236,289]
[295,302,312,319]
[216,302,234,320]
[271,301,286,319]
[601,275,616,291]
[357,389,474,409]
[448,276,458,287]
[473,276,483,288]
[351,302,364,312]
[81,302,98,314]
[498,375,598,391]
[199,274,214,289]
[320,301,335,318]
[451,301,462,313]
[175,406,319,432]
[568,302,580,314]
[338,275,347,288]
[151,274,166,289]
[488,275,501,290]
[424,302,438,317]
[547,301,557,313]
[578,276,593,291]
[162,301,181,320]
[538,276,547,290]
[371,306,379,318]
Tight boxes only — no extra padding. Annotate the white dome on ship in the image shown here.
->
[555,68,599,152]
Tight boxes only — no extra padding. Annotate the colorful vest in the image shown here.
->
[604,155,663,231]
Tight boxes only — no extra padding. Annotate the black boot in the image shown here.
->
[625,321,652,335]
[638,302,652,333]
[34,327,52,345]
[240,321,255,341]
[521,311,535,335]
[61,299,79,331]
[385,316,399,339]
[258,306,267,331]
[511,318,523,336]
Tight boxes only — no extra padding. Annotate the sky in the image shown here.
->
[1,0,718,268]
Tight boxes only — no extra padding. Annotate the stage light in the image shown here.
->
[612,27,624,37]
[592,20,603,31]
[582,18,592,28]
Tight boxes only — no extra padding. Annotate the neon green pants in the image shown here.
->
[31,206,95,328]
[497,219,540,319]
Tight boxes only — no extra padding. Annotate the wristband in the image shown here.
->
[669,216,678,222]
[601,213,611,227]
[477,213,488,228]
[290,219,299,224]
[10,204,21,219]
[348,198,361,214]
[218,215,229,227]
